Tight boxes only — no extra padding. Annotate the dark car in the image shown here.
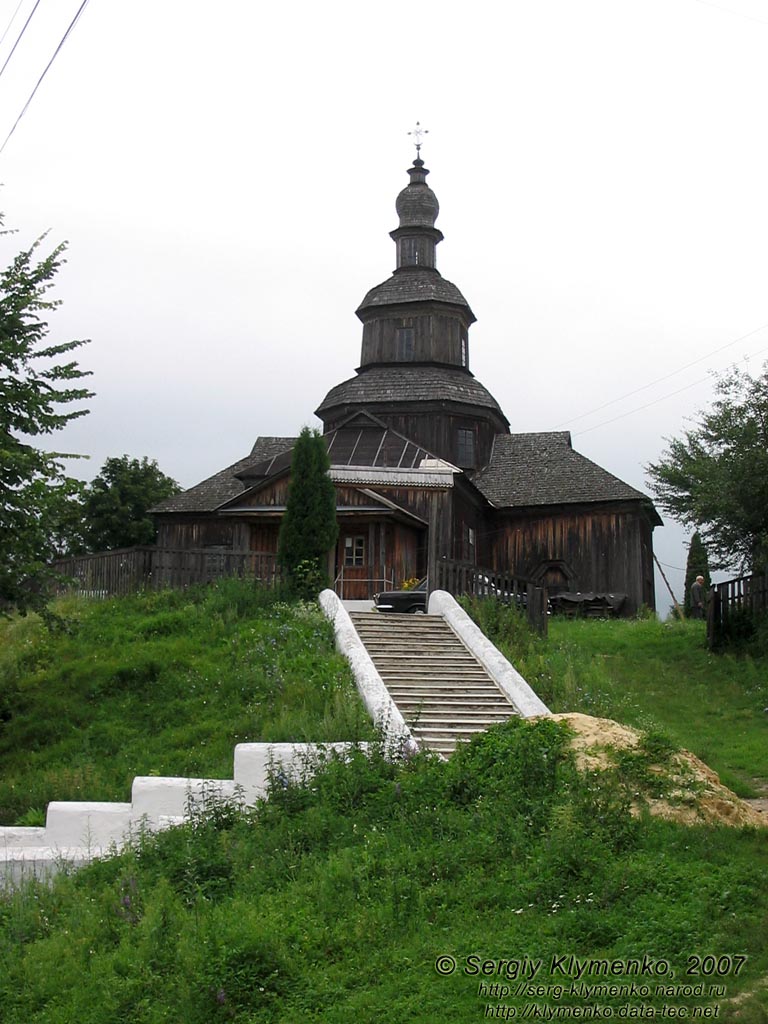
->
[373,577,427,613]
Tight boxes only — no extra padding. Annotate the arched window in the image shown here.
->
[533,561,574,596]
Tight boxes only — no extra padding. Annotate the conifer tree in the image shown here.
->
[683,531,710,618]
[277,427,338,595]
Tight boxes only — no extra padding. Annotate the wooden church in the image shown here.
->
[153,152,661,613]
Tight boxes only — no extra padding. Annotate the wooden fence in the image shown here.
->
[432,559,548,635]
[49,548,547,634]
[50,547,281,598]
[707,571,768,648]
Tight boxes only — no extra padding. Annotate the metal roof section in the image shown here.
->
[330,464,457,489]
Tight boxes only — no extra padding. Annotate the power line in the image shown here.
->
[0,0,90,157]
[0,0,27,53]
[690,0,768,27]
[0,0,42,83]
[572,372,714,437]
[554,320,768,430]
[572,343,768,437]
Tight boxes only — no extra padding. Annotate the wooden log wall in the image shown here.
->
[486,506,654,614]
[360,313,469,367]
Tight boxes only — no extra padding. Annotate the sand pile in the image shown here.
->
[549,712,767,829]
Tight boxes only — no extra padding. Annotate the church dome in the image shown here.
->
[316,364,507,421]
[395,159,439,228]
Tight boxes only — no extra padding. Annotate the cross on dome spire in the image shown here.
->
[408,121,428,156]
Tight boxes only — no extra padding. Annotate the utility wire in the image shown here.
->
[571,341,768,437]
[572,373,713,436]
[690,0,768,27]
[572,342,768,437]
[554,320,768,430]
[0,0,42,83]
[0,0,26,52]
[0,0,90,156]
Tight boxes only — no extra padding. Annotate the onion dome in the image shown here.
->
[395,158,440,228]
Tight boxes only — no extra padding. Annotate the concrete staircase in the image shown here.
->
[349,612,520,756]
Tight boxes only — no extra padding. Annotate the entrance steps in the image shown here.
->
[349,612,520,756]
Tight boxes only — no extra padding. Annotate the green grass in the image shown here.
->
[460,598,768,799]
[0,581,374,824]
[1,722,766,1023]
[2,592,768,1022]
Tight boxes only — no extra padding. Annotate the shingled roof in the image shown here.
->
[150,437,296,514]
[316,364,507,420]
[357,268,475,320]
[472,432,660,518]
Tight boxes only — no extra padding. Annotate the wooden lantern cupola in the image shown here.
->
[316,154,509,470]
[391,158,442,272]
[357,156,477,372]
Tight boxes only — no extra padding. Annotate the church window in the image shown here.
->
[396,327,415,360]
[401,238,419,265]
[457,428,475,467]
[460,334,468,367]
[344,536,365,567]
[463,524,476,563]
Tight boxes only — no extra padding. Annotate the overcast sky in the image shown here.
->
[2,0,767,611]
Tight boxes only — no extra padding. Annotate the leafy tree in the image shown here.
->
[0,224,92,613]
[81,455,181,551]
[277,427,338,595]
[647,365,768,572]
[683,531,710,618]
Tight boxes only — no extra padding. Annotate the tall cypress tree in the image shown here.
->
[683,531,711,618]
[277,427,339,595]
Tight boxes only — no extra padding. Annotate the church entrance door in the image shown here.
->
[335,530,371,600]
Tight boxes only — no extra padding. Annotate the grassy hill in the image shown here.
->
[1,587,767,1023]
[0,582,374,825]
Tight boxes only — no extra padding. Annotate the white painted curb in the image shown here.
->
[319,589,418,754]
[427,590,550,718]
[234,741,371,803]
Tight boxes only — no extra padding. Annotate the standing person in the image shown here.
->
[690,575,706,619]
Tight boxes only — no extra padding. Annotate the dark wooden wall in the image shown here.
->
[156,517,251,551]
[153,486,656,615]
[482,504,656,614]
[360,311,471,368]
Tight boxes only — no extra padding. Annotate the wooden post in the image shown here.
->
[653,554,683,620]
[427,495,439,596]
[527,584,548,637]
[706,586,720,649]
